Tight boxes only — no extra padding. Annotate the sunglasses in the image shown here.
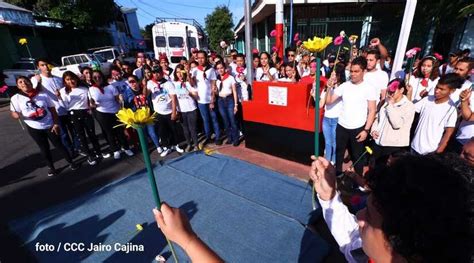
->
[288,54,295,57]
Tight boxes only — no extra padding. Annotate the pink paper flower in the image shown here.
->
[413,47,421,53]
[388,81,400,93]
[433,52,443,61]
[296,40,302,47]
[293,33,299,42]
[0,85,7,94]
[334,36,344,46]
[405,47,421,58]
[270,29,277,37]
[271,46,278,53]
[252,48,259,54]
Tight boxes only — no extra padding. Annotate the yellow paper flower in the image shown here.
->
[365,146,373,155]
[116,107,156,128]
[19,38,28,45]
[136,224,144,231]
[302,36,333,53]
[349,35,358,44]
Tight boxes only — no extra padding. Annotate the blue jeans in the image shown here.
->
[322,117,338,163]
[146,123,160,148]
[217,96,239,144]
[198,103,221,141]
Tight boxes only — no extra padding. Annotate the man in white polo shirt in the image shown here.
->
[326,56,377,175]
[364,49,389,106]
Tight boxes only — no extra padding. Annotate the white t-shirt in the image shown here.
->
[409,77,439,103]
[411,96,457,154]
[449,79,471,105]
[456,90,474,144]
[216,75,236,97]
[133,67,144,80]
[110,79,130,95]
[229,62,238,76]
[439,64,455,75]
[31,75,67,116]
[59,86,90,110]
[322,88,342,118]
[255,67,278,81]
[278,77,295,82]
[334,80,377,129]
[364,69,388,104]
[147,79,174,115]
[191,65,217,104]
[10,92,54,129]
[172,81,197,113]
[298,66,310,78]
[88,85,120,114]
[233,67,249,101]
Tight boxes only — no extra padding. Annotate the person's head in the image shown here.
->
[350,56,367,84]
[213,54,223,65]
[214,61,227,76]
[121,61,132,75]
[460,138,474,167]
[366,49,381,71]
[110,65,122,81]
[152,66,163,80]
[189,60,198,69]
[173,64,187,82]
[235,53,245,67]
[434,73,464,100]
[230,49,238,60]
[159,54,169,69]
[197,50,207,66]
[62,71,80,93]
[127,74,141,92]
[252,55,260,69]
[334,62,346,84]
[16,76,34,93]
[143,65,152,80]
[416,56,439,80]
[386,78,406,102]
[359,153,472,262]
[462,48,470,59]
[92,70,107,87]
[259,52,273,68]
[112,59,123,68]
[136,52,145,64]
[448,50,462,65]
[284,63,299,80]
[285,47,296,62]
[179,57,187,66]
[191,48,198,59]
[80,66,93,82]
[327,53,336,68]
[454,57,473,79]
[35,58,51,75]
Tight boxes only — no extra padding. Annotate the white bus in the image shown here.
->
[152,18,208,67]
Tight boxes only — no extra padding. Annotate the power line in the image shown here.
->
[128,0,157,19]
[160,0,213,10]
[137,0,184,18]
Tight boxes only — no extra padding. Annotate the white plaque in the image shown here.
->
[268,86,288,106]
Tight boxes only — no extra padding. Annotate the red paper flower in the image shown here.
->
[270,29,277,37]
[252,48,259,54]
[271,46,278,53]
[296,40,302,47]
[293,33,299,42]
[0,85,7,94]
[433,52,443,61]
[334,36,344,46]
[350,195,362,206]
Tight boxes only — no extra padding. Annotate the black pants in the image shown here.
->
[94,111,129,152]
[69,109,101,157]
[335,124,365,175]
[27,126,72,169]
[371,144,408,166]
[157,113,178,148]
[180,110,199,147]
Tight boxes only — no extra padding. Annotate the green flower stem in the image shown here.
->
[337,149,369,177]
[136,126,179,263]
[333,45,342,72]
[312,57,321,210]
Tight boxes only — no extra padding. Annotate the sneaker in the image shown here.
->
[174,145,184,154]
[47,168,57,177]
[113,151,121,159]
[102,152,111,159]
[157,147,164,154]
[87,157,97,166]
[70,162,79,171]
[201,138,209,146]
[160,147,171,157]
[124,149,134,157]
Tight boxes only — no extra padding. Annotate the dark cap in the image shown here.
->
[449,49,463,57]
[152,66,162,73]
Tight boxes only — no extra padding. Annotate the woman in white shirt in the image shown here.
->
[407,56,440,103]
[10,76,78,176]
[255,52,278,81]
[172,64,199,152]
[89,70,134,159]
[59,71,101,166]
[278,63,300,82]
[215,61,240,146]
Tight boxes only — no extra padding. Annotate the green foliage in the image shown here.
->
[4,0,118,29]
[205,5,234,51]
[141,23,154,40]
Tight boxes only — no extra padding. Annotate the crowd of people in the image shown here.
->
[4,36,474,262]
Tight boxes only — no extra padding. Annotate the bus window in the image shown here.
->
[168,37,184,48]
[188,37,197,48]
[155,36,166,47]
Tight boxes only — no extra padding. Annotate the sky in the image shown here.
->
[114,0,245,29]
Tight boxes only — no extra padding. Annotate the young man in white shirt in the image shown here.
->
[189,50,222,145]
[455,58,474,149]
[326,56,377,175]
[364,49,389,106]
[410,73,464,155]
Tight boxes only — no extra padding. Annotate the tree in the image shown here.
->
[205,5,234,51]
[141,23,154,40]
[5,0,118,29]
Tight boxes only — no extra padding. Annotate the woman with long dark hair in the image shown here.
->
[58,71,101,165]
[89,70,134,159]
[10,76,78,176]
[407,56,440,103]
[255,52,278,81]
